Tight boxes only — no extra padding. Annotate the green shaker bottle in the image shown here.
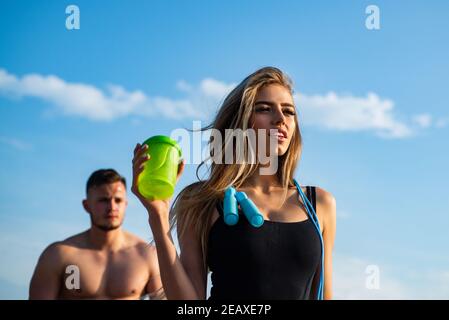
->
[137,135,182,200]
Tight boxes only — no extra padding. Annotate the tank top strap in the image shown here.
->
[306,186,311,206]
[293,179,317,220]
[306,186,317,213]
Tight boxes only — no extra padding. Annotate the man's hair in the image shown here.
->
[86,169,126,195]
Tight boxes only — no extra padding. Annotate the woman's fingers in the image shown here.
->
[133,143,141,156]
[132,144,149,165]
[133,168,144,182]
[132,150,150,176]
[131,160,146,196]
[133,154,150,170]
[134,153,150,169]
[133,158,150,184]
[176,159,185,181]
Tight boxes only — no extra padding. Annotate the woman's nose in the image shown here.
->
[271,108,286,125]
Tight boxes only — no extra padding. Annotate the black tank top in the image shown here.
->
[207,185,321,300]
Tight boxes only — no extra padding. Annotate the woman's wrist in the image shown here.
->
[148,209,170,237]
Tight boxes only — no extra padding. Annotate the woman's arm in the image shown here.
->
[317,188,337,300]
[149,211,205,299]
[132,143,206,300]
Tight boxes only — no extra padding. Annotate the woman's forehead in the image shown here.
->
[255,84,294,105]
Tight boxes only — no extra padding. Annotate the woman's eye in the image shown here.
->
[256,106,270,112]
[284,109,296,116]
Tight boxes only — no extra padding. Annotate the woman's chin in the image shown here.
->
[277,147,288,156]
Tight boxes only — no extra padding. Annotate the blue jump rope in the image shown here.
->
[222,178,324,300]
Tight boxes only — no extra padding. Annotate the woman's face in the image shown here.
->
[249,84,297,157]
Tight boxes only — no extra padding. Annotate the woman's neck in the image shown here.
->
[241,171,283,194]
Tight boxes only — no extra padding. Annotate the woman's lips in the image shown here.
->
[269,130,287,142]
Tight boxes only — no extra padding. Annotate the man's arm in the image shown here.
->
[29,243,64,300]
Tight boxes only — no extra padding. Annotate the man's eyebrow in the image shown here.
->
[97,195,124,201]
[254,100,295,108]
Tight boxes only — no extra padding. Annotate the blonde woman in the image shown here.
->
[131,67,336,300]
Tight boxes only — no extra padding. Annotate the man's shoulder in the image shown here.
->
[37,241,69,267]
[59,231,89,249]
[123,231,157,259]
[41,231,88,259]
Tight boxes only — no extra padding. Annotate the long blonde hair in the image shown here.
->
[171,66,303,270]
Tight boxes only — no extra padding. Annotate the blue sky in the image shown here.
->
[1,0,449,299]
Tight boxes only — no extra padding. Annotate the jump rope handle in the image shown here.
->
[235,192,264,228]
[223,187,264,228]
[223,187,239,225]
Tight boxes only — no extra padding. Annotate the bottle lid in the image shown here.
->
[143,135,182,157]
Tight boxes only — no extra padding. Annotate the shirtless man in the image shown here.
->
[29,169,165,300]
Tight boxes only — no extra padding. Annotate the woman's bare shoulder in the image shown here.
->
[314,186,337,227]
[315,186,336,207]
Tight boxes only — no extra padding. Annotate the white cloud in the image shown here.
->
[435,117,449,128]
[175,78,237,119]
[199,78,236,99]
[295,92,413,139]
[177,78,236,100]
[1,68,444,138]
[0,69,146,121]
[0,68,203,121]
[412,114,432,128]
[410,115,449,129]
[0,136,33,151]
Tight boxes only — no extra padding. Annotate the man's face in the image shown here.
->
[83,181,128,232]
